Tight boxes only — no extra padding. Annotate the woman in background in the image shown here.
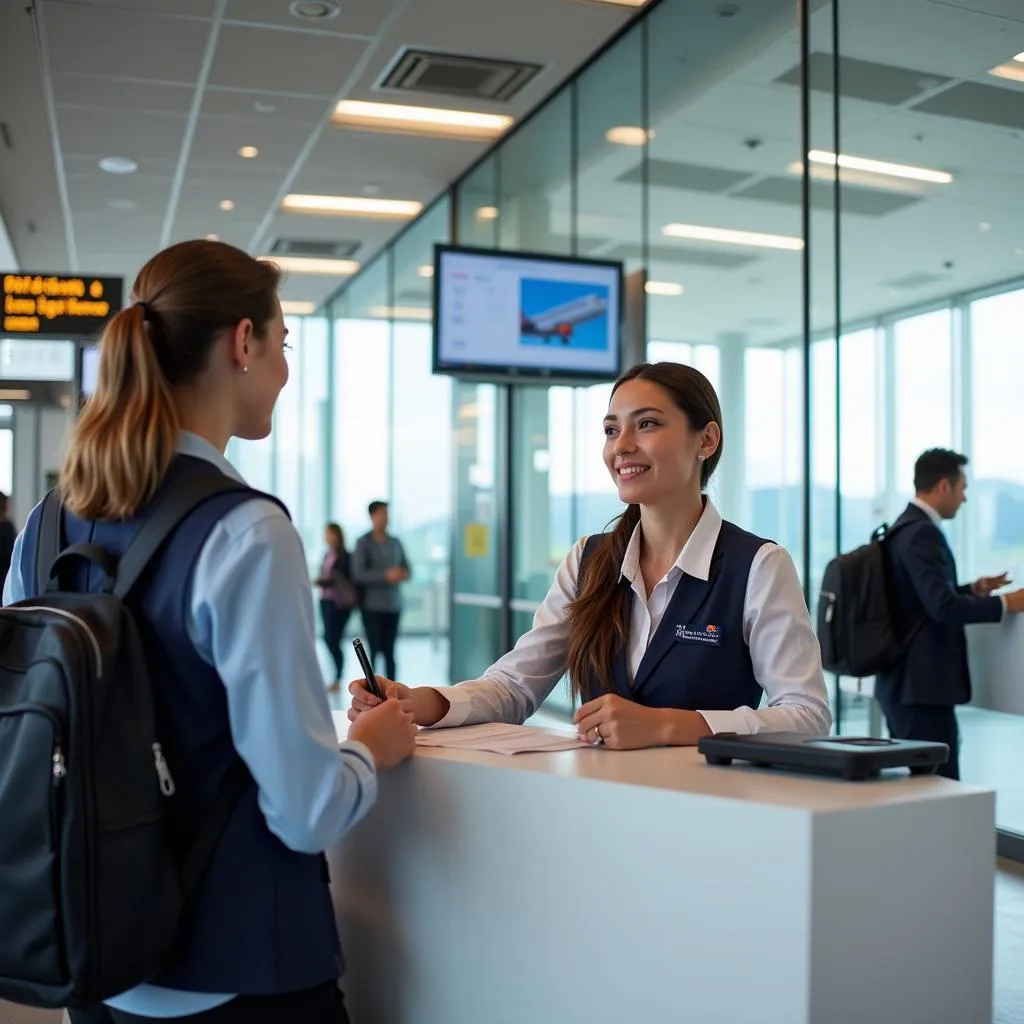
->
[316,523,357,691]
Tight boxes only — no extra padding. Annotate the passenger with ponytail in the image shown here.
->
[350,361,830,749]
[3,240,415,1023]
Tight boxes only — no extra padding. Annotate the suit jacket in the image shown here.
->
[874,503,1002,707]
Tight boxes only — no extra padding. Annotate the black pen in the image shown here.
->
[352,638,386,701]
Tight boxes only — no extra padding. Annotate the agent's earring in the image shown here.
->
[242,365,249,374]
[697,455,706,463]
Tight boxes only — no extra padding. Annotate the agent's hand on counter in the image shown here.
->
[347,694,417,769]
[348,678,451,728]
[572,694,712,750]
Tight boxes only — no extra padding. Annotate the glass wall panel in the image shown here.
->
[332,257,391,555]
[456,155,499,249]
[272,316,302,524]
[298,316,329,562]
[391,200,452,652]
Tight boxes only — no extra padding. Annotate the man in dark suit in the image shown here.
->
[876,449,1024,779]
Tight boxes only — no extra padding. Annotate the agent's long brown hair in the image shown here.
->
[564,362,724,700]
[60,240,280,520]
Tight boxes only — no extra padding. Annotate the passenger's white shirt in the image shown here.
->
[436,500,831,736]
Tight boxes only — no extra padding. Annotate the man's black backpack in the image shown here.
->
[0,475,278,1009]
[817,521,921,677]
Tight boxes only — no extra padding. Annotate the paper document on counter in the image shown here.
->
[416,723,589,755]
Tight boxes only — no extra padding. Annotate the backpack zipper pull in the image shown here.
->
[152,743,176,797]
[52,746,67,785]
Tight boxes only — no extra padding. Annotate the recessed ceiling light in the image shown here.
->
[368,306,433,320]
[267,255,360,276]
[205,233,220,241]
[281,194,422,219]
[288,0,340,19]
[0,390,31,401]
[333,100,513,140]
[238,146,259,159]
[605,126,654,146]
[980,221,991,232]
[98,156,138,175]
[280,300,317,315]
[662,222,804,251]
[475,206,500,221]
[219,199,235,211]
[645,280,684,296]
[572,0,648,6]
[417,264,435,278]
[807,149,953,184]
[989,60,1024,84]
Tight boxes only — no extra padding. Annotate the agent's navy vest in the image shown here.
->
[580,521,770,711]
[19,455,342,996]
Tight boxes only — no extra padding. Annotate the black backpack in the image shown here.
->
[817,521,921,678]
[0,474,280,1009]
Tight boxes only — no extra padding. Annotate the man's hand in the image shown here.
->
[972,572,1011,597]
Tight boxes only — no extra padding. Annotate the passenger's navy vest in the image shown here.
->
[580,520,769,711]
[19,455,342,996]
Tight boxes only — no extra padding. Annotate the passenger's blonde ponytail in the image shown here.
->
[60,304,179,519]
[58,239,281,520]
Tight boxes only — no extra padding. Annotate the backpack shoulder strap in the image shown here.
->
[36,489,63,595]
[114,475,288,600]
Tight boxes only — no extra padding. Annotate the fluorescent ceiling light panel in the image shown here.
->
[605,126,653,146]
[575,0,648,6]
[280,300,317,315]
[1014,51,1024,62]
[282,194,422,219]
[0,390,31,400]
[662,222,804,251]
[807,149,952,184]
[645,281,684,296]
[417,264,435,278]
[369,306,433,320]
[475,206,500,220]
[333,100,513,140]
[786,160,927,195]
[265,256,360,275]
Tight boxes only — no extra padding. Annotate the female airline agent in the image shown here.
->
[3,240,416,1024]
[350,361,831,747]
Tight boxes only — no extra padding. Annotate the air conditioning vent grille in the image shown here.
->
[268,238,360,259]
[379,48,541,102]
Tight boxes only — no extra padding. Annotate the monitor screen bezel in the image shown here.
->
[431,243,625,386]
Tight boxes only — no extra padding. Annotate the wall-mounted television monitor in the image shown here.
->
[433,245,623,384]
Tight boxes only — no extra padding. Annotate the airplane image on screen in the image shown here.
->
[520,293,607,344]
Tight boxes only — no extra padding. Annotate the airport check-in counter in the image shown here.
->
[329,712,994,1024]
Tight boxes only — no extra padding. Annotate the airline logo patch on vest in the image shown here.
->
[675,623,722,646]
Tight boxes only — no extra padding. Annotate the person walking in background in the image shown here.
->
[0,492,15,587]
[314,523,358,693]
[352,501,409,681]
[875,448,1024,780]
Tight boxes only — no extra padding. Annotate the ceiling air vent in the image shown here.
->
[379,48,542,102]
[268,238,359,259]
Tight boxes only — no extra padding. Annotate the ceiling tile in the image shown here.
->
[52,74,194,114]
[44,3,210,83]
[57,108,188,162]
[913,81,1024,131]
[187,115,316,170]
[201,88,329,124]
[73,214,163,253]
[224,0,393,37]
[776,52,950,105]
[65,172,175,216]
[618,158,753,193]
[735,177,921,217]
[207,24,367,96]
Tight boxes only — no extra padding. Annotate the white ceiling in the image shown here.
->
[0,0,637,307]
